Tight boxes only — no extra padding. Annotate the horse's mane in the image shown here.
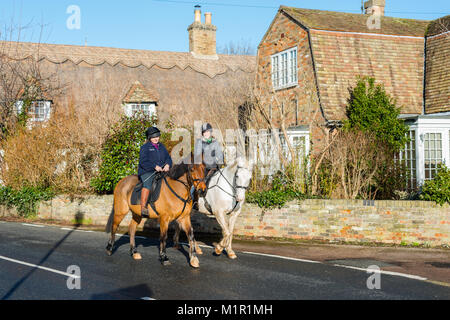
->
[168,163,189,180]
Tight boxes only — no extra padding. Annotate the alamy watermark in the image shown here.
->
[366,265,381,290]
[66,265,81,290]
[66,5,81,30]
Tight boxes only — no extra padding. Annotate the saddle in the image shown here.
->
[130,173,164,207]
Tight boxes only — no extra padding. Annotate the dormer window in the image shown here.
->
[126,103,156,117]
[123,81,159,118]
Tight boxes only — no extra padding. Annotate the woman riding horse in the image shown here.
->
[138,126,172,218]
[192,123,224,209]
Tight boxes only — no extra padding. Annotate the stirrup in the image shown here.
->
[141,207,150,219]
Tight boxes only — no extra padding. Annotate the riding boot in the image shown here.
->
[140,188,150,218]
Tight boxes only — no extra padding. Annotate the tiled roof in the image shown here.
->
[426,15,450,36]
[310,30,425,120]
[281,6,430,36]
[425,17,450,114]
[0,41,255,79]
[272,7,430,120]
[123,81,159,103]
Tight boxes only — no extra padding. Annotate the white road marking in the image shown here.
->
[0,221,437,282]
[333,264,427,281]
[241,251,322,264]
[0,255,80,279]
[141,297,156,300]
[22,223,45,228]
[60,227,93,233]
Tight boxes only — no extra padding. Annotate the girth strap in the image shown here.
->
[162,175,190,215]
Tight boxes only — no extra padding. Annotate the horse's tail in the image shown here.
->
[105,204,115,234]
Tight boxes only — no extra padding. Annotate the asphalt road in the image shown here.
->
[0,221,449,300]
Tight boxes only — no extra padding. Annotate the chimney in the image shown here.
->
[194,6,201,23]
[364,0,385,15]
[187,6,218,59]
[205,12,212,25]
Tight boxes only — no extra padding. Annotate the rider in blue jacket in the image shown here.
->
[138,127,172,218]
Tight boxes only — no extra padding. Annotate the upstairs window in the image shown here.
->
[271,47,298,90]
[125,103,156,118]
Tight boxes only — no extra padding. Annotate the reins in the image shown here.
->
[153,168,205,216]
[204,164,249,215]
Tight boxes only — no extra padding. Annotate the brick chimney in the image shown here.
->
[364,0,385,15]
[187,6,218,59]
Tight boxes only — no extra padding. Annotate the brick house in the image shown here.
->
[256,1,449,187]
[1,7,255,131]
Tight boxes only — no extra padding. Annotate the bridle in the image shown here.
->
[205,164,251,214]
[154,165,206,216]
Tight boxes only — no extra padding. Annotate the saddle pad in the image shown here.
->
[130,174,163,206]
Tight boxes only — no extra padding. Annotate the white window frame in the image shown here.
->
[406,116,450,187]
[271,47,298,91]
[396,130,417,190]
[15,100,52,123]
[124,103,156,118]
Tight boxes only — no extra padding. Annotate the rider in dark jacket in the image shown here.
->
[138,127,172,218]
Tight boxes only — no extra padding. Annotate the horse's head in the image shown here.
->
[190,163,207,195]
[235,156,253,202]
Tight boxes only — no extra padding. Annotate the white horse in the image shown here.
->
[174,156,253,259]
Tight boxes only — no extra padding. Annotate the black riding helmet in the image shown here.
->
[201,123,213,134]
[146,126,161,139]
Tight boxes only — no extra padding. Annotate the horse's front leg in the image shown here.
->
[224,210,241,259]
[174,217,203,255]
[159,218,170,266]
[213,209,231,256]
[179,216,199,268]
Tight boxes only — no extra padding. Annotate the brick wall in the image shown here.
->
[1,195,448,247]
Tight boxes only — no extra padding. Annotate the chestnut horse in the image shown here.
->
[105,161,207,268]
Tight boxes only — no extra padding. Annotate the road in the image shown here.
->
[0,221,449,300]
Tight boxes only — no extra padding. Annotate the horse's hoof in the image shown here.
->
[160,257,171,266]
[196,247,203,255]
[190,257,200,268]
[133,253,142,260]
[227,252,237,260]
[106,250,112,256]
[214,247,223,256]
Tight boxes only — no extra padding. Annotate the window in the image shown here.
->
[15,100,51,122]
[279,131,308,165]
[271,47,298,90]
[32,101,51,122]
[125,103,156,117]
[424,132,442,180]
[397,130,417,189]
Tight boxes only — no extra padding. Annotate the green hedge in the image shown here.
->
[420,165,450,206]
[0,186,55,217]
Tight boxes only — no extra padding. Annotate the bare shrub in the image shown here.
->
[315,130,390,199]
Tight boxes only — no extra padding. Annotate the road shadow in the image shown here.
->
[2,212,85,300]
[90,284,154,300]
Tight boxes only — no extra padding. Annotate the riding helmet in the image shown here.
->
[202,123,213,134]
[146,126,161,139]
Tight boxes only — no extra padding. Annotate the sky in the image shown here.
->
[0,0,448,53]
